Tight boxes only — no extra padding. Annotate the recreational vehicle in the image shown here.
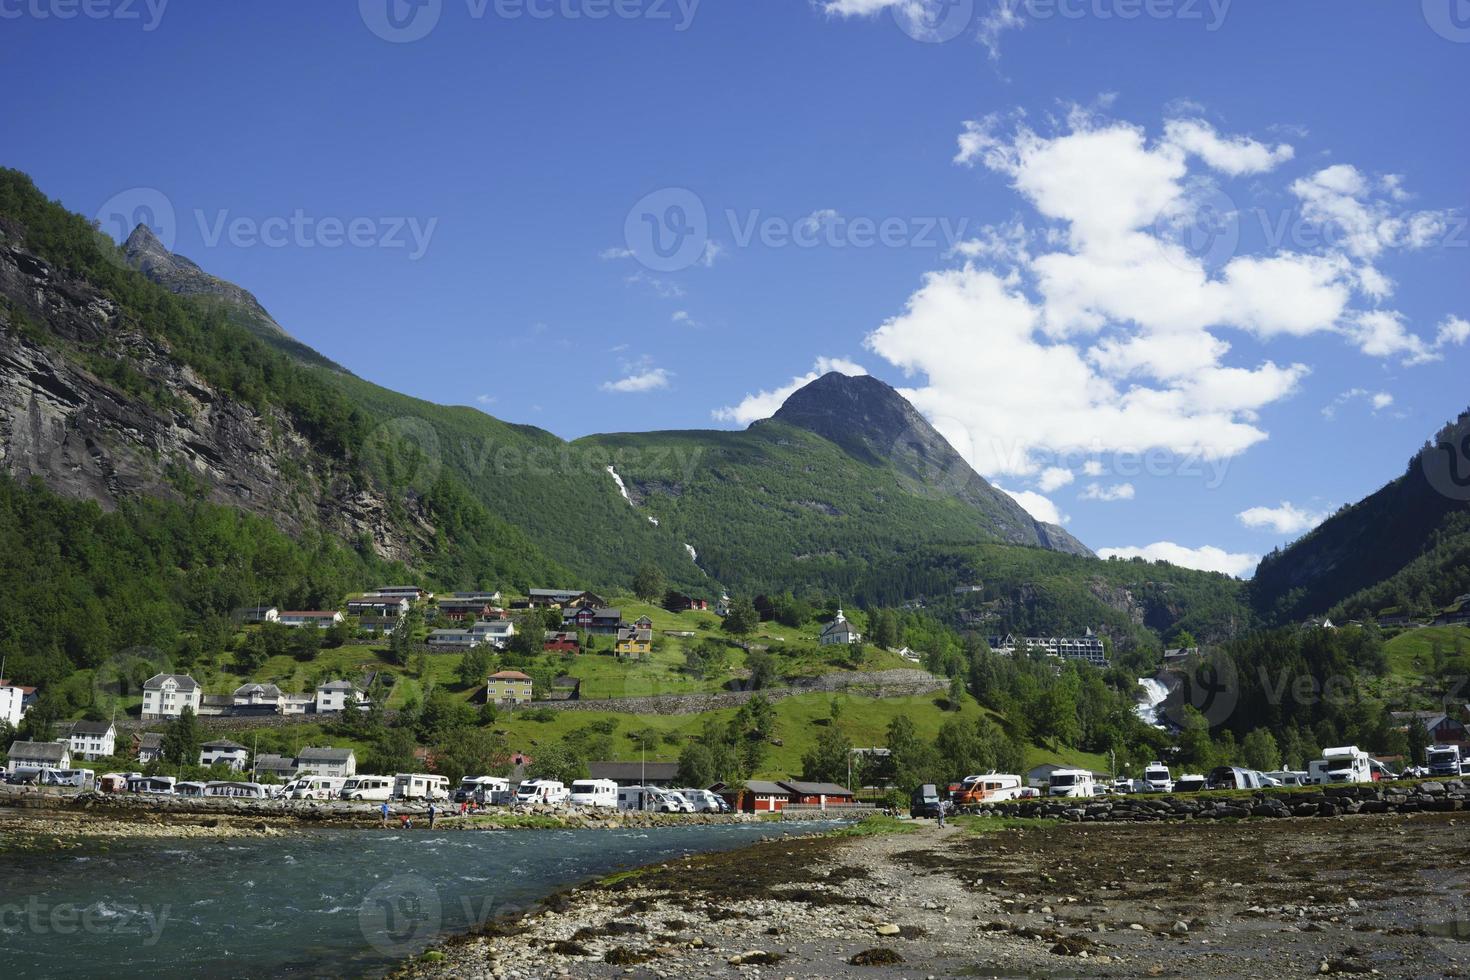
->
[1047,769,1098,798]
[394,773,451,801]
[341,776,395,801]
[568,778,619,809]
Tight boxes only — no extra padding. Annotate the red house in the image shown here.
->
[663,592,710,613]
[544,632,580,653]
[715,780,792,813]
[778,780,856,806]
[438,600,493,622]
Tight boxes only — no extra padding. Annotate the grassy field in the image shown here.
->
[1384,625,1470,680]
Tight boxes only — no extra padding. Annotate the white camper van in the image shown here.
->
[568,778,619,809]
[341,775,395,801]
[1310,746,1372,784]
[454,776,510,804]
[288,776,346,800]
[1427,744,1463,779]
[513,778,568,806]
[394,773,450,801]
[1047,769,1097,798]
[1142,762,1174,793]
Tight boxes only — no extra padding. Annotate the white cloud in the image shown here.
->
[1081,482,1135,502]
[600,247,635,260]
[1322,388,1394,420]
[1036,466,1075,492]
[1098,542,1259,578]
[999,486,1066,525]
[602,367,672,394]
[1437,315,1470,348]
[474,394,497,406]
[700,240,726,268]
[712,357,868,425]
[1162,119,1294,176]
[625,271,685,298]
[1082,460,1106,477]
[1289,164,1455,262]
[671,310,701,328]
[1237,501,1330,535]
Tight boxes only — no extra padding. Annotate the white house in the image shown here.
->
[278,611,344,629]
[252,753,296,782]
[7,740,69,773]
[199,740,249,771]
[232,683,284,709]
[426,629,482,651]
[59,720,116,761]
[469,620,516,649]
[315,680,366,714]
[142,674,202,720]
[237,606,280,624]
[281,693,314,715]
[295,747,356,778]
[819,609,863,646]
[135,732,164,765]
[0,679,30,727]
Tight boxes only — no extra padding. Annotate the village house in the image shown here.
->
[486,671,534,705]
[426,629,482,651]
[7,740,69,774]
[633,615,654,629]
[819,609,863,646]
[615,627,653,659]
[989,631,1109,668]
[716,779,792,813]
[347,597,410,618]
[278,611,344,629]
[357,616,401,635]
[470,620,516,649]
[0,678,33,727]
[142,673,202,720]
[133,732,164,765]
[778,780,857,806]
[295,747,357,778]
[371,586,430,601]
[237,606,280,624]
[57,720,116,761]
[589,608,625,636]
[1392,710,1468,745]
[663,592,709,613]
[543,631,580,653]
[437,599,497,622]
[451,590,502,603]
[589,761,680,787]
[562,606,597,630]
[233,683,284,709]
[316,680,366,714]
[252,753,296,782]
[199,739,249,771]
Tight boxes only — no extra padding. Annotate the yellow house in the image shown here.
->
[486,670,534,704]
[614,627,653,659]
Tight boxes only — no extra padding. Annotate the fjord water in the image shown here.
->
[0,823,821,978]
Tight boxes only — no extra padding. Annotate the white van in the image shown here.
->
[43,769,97,791]
[674,788,726,812]
[568,778,618,809]
[661,790,696,813]
[1267,770,1311,787]
[455,776,510,804]
[617,785,661,811]
[341,776,395,801]
[957,773,1027,805]
[1142,762,1174,793]
[1310,746,1372,784]
[1047,769,1097,798]
[205,781,270,799]
[394,774,450,801]
[289,776,346,800]
[514,779,568,806]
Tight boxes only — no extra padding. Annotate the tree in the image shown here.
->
[365,728,417,776]
[290,625,321,662]
[1242,727,1281,772]
[633,562,665,603]
[744,649,777,691]
[433,728,511,784]
[457,646,493,689]
[724,599,759,637]
[527,741,587,783]
[1407,717,1431,765]
[885,715,941,795]
[684,639,730,680]
[801,723,852,783]
[389,607,422,666]
[506,614,541,657]
[870,608,899,650]
[162,705,201,767]
[947,673,966,711]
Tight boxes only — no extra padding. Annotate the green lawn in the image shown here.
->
[1384,625,1470,680]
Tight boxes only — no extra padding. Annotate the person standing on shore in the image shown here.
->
[428,802,437,830]
[936,803,946,829]
[380,800,391,828]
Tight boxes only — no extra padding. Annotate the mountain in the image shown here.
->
[123,224,349,373]
[1251,410,1470,623]
[770,372,1091,556]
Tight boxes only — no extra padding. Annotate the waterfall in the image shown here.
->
[1135,677,1169,728]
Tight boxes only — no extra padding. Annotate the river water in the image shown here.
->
[0,822,826,978]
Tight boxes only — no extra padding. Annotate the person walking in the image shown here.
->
[936,803,946,829]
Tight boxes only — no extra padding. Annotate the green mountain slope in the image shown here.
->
[1251,409,1470,623]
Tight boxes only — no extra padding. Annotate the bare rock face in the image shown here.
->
[0,234,428,562]
[123,224,288,337]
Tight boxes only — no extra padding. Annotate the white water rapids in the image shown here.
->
[1135,677,1169,728]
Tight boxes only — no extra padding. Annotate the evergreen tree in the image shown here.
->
[724,598,759,637]
[162,705,201,767]
[633,562,665,603]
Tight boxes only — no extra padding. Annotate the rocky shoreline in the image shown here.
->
[395,810,1470,978]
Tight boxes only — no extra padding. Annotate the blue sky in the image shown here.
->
[2,0,1466,575]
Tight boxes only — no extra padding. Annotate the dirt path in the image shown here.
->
[400,812,1470,978]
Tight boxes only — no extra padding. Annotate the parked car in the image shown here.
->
[910,783,950,818]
